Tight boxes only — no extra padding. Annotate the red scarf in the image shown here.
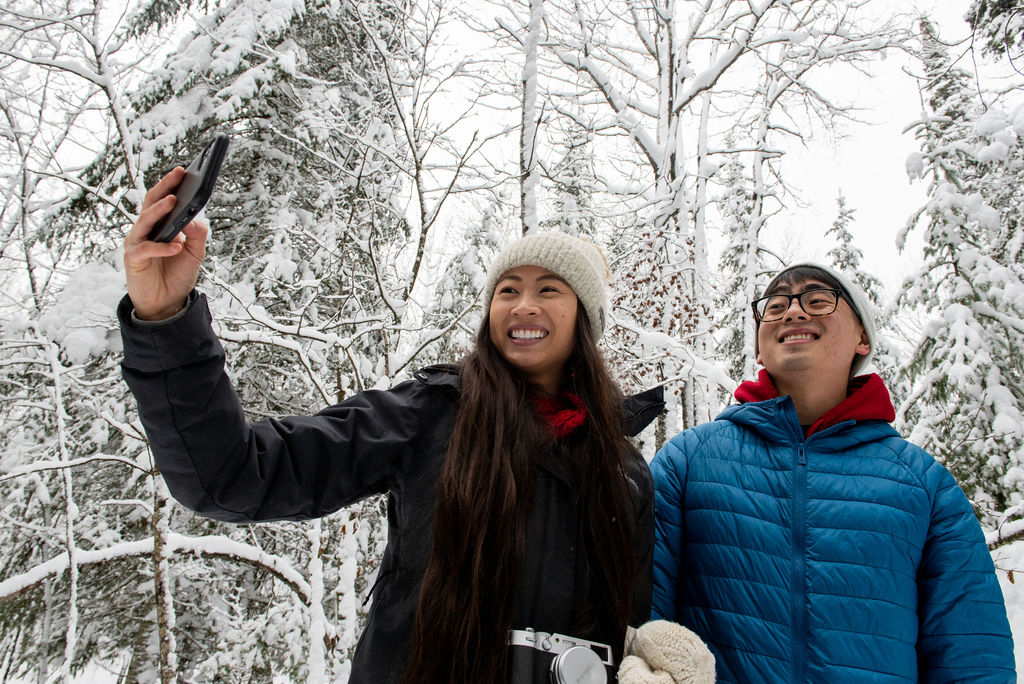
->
[533,391,588,439]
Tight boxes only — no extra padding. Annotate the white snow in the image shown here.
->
[993,542,1024,670]
[37,261,125,364]
[904,151,925,179]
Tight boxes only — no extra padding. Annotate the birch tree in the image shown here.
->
[533,0,906,431]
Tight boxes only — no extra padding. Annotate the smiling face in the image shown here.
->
[756,276,871,391]
[488,264,579,394]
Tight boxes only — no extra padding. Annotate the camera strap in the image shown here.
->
[508,628,614,666]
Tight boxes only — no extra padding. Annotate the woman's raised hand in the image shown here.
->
[123,167,209,321]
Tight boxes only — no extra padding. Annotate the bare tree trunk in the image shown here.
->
[745,106,772,378]
[40,337,78,684]
[306,518,328,684]
[37,518,55,684]
[688,49,718,426]
[520,0,543,235]
[152,479,178,684]
[336,509,360,657]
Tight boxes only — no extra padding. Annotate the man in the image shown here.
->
[650,263,1015,682]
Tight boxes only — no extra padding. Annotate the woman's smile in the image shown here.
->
[488,264,579,393]
[508,326,549,342]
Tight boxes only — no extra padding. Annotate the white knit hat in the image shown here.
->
[755,262,877,377]
[618,620,716,684]
[483,231,610,338]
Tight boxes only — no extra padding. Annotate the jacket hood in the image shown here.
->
[412,364,461,389]
[413,364,664,437]
[729,369,895,437]
[623,385,666,437]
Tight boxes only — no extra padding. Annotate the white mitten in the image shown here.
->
[619,654,676,683]
[617,620,715,684]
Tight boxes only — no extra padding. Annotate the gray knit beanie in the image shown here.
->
[755,262,877,377]
[483,231,610,338]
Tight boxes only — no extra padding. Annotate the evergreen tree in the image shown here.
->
[126,1,411,678]
[541,116,597,237]
[824,191,901,385]
[896,18,1024,524]
[423,191,509,364]
[714,142,758,385]
[966,0,1024,59]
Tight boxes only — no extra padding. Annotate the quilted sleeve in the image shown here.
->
[648,432,692,622]
[917,459,1016,683]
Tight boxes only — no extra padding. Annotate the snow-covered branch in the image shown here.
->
[0,453,149,482]
[0,533,313,606]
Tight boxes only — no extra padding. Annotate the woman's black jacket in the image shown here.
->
[118,293,664,683]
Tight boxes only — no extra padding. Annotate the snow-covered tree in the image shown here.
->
[541,115,598,238]
[0,0,192,679]
[519,0,544,235]
[9,0,1023,676]
[537,0,907,433]
[0,0,489,678]
[967,0,1024,59]
[896,18,1024,526]
[712,136,766,388]
[824,191,901,385]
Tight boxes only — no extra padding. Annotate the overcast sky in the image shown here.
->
[772,0,976,293]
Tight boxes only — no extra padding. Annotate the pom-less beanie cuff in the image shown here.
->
[483,231,610,338]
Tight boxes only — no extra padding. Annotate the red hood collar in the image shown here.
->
[734,369,895,436]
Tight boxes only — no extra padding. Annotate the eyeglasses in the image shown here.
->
[751,288,843,322]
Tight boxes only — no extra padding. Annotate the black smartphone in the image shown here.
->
[148,133,230,242]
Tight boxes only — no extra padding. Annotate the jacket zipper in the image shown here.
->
[792,440,808,683]
[788,413,853,682]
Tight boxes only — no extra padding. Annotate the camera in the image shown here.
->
[509,628,610,684]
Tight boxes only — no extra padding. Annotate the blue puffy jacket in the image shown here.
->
[650,372,1014,683]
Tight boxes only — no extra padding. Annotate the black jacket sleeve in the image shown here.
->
[622,386,661,626]
[118,292,425,523]
[629,451,655,628]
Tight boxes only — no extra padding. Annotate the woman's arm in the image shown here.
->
[629,453,655,627]
[119,292,426,523]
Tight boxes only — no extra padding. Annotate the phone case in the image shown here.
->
[149,133,230,242]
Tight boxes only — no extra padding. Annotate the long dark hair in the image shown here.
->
[401,305,640,682]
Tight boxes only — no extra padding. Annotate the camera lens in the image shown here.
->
[549,645,606,684]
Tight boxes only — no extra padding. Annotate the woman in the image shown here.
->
[120,168,663,683]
